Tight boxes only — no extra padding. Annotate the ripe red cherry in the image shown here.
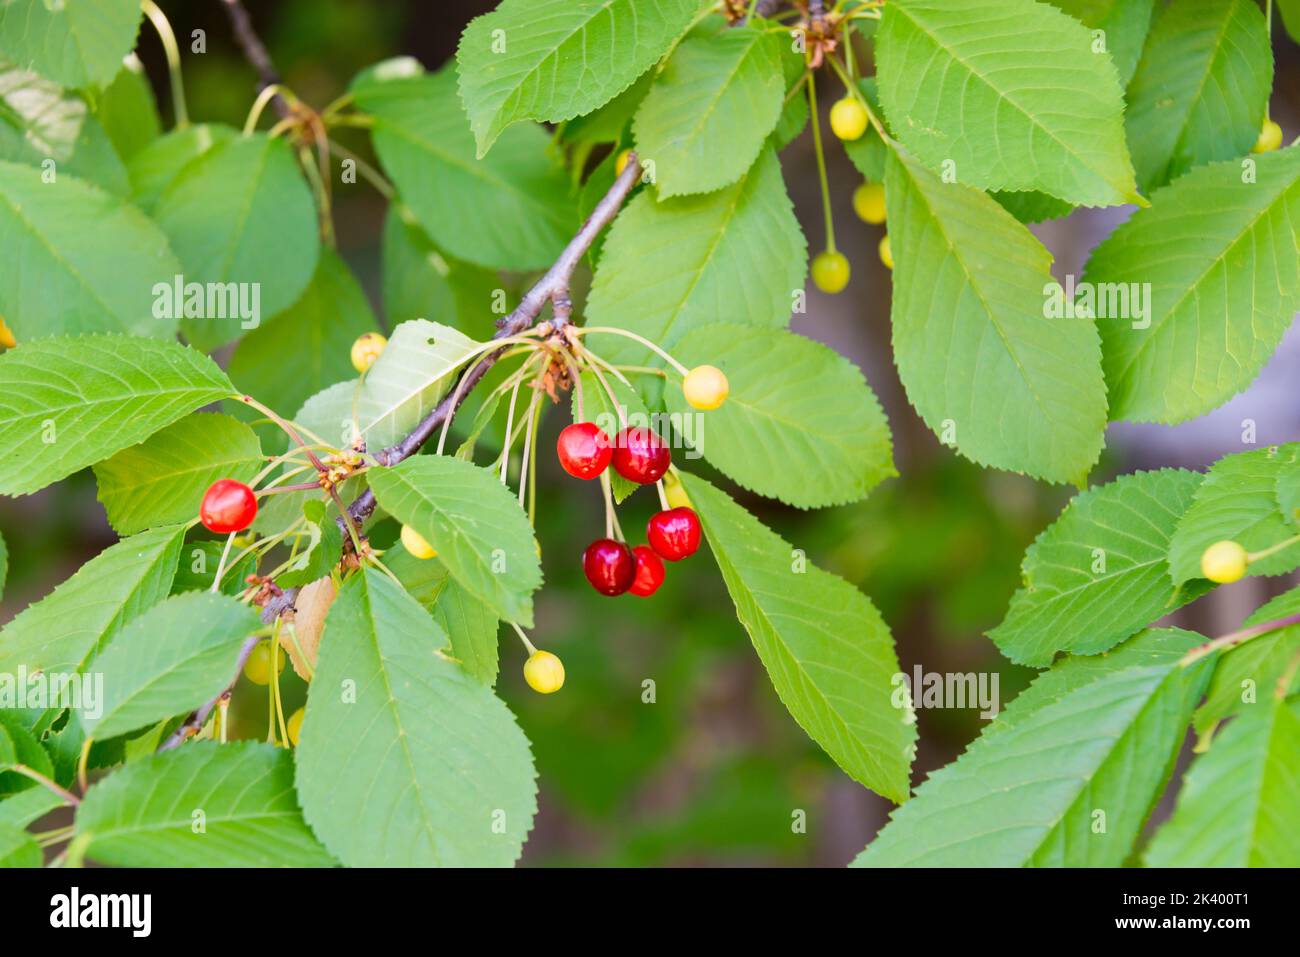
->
[582,538,636,596]
[629,545,665,597]
[647,507,701,561]
[611,427,671,484]
[200,479,258,534]
[556,422,612,479]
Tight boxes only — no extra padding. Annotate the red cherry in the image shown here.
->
[582,538,636,596]
[556,422,612,479]
[647,507,701,561]
[611,427,671,484]
[629,545,665,597]
[200,479,258,534]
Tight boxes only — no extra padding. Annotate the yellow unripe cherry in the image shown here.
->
[287,707,304,746]
[663,471,691,510]
[400,524,437,560]
[350,332,387,373]
[1201,541,1248,584]
[829,97,869,141]
[243,641,285,686]
[811,250,850,294]
[524,650,565,694]
[1253,119,1283,154]
[853,182,886,225]
[683,365,729,410]
[0,317,16,350]
[878,234,893,270]
[614,148,633,176]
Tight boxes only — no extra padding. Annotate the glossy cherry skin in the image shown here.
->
[582,538,637,596]
[556,422,612,479]
[200,479,258,534]
[611,427,671,484]
[647,508,701,562]
[629,545,665,597]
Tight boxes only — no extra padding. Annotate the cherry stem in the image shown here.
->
[141,1,189,128]
[578,327,690,377]
[10,765,80,807]
[656,480,671,511]
[511,622,538,657]
[1246,531,1300,563]
[806,70,837,255]
[1180,610,1300,666]
[210,532,237,594]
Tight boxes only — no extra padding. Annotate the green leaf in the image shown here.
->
[989,469,1210,666]
[1125,0,1271,193]
[126,123,236,214]
[679,472,914,803]
[572,369,647,504]
[369,455,543,625]
[276,500,343,589]
[0,60,129,195]
[295,568,535,866]
[876,0,1139,206]
[83,592,258,741]
[0,335,235,496]
[633,25,785,197]
[170,539,259,598]
[76,741,336,867]
[1195,589,1300,736]
[0,711,54,797]
[0,529,6,605]
[560,69,654,145]
[228,250,378,424]
[93,412,262,536]
[381,205,499,335]
[0,787,65,830]
[663,324,894,508]
[1168,445,1300,584]
[0,161,180,340]
[585,146,805,365]
[153,133,320,350]
[1282,0,1300,44]
[0,0,142,88]
[455,0,702,156]
[297,315,486,449]
[1084,149,1300,424]
[992,190,1075,223]
[855,629,1213,866]
[95,54,160,161]
[386,546,501,686]
[884,147,1106,483]
[1147,698,1300,867]
[0,524,185,677]
[355,69,575,271]
[0,824,39,867]
[1047,0,1155,86]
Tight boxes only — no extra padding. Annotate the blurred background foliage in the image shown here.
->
[2,0,1299,866]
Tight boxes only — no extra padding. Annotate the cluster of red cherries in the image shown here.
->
[556,422,701,599]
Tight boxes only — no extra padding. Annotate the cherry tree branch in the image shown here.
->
[342,154,645,529]
[219,0,291,117]
[158,634,264,751]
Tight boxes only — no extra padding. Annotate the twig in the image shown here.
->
[157,634,264,751]
[219,0,290,117]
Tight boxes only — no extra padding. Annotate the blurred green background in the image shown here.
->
[3,0,1299,867]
